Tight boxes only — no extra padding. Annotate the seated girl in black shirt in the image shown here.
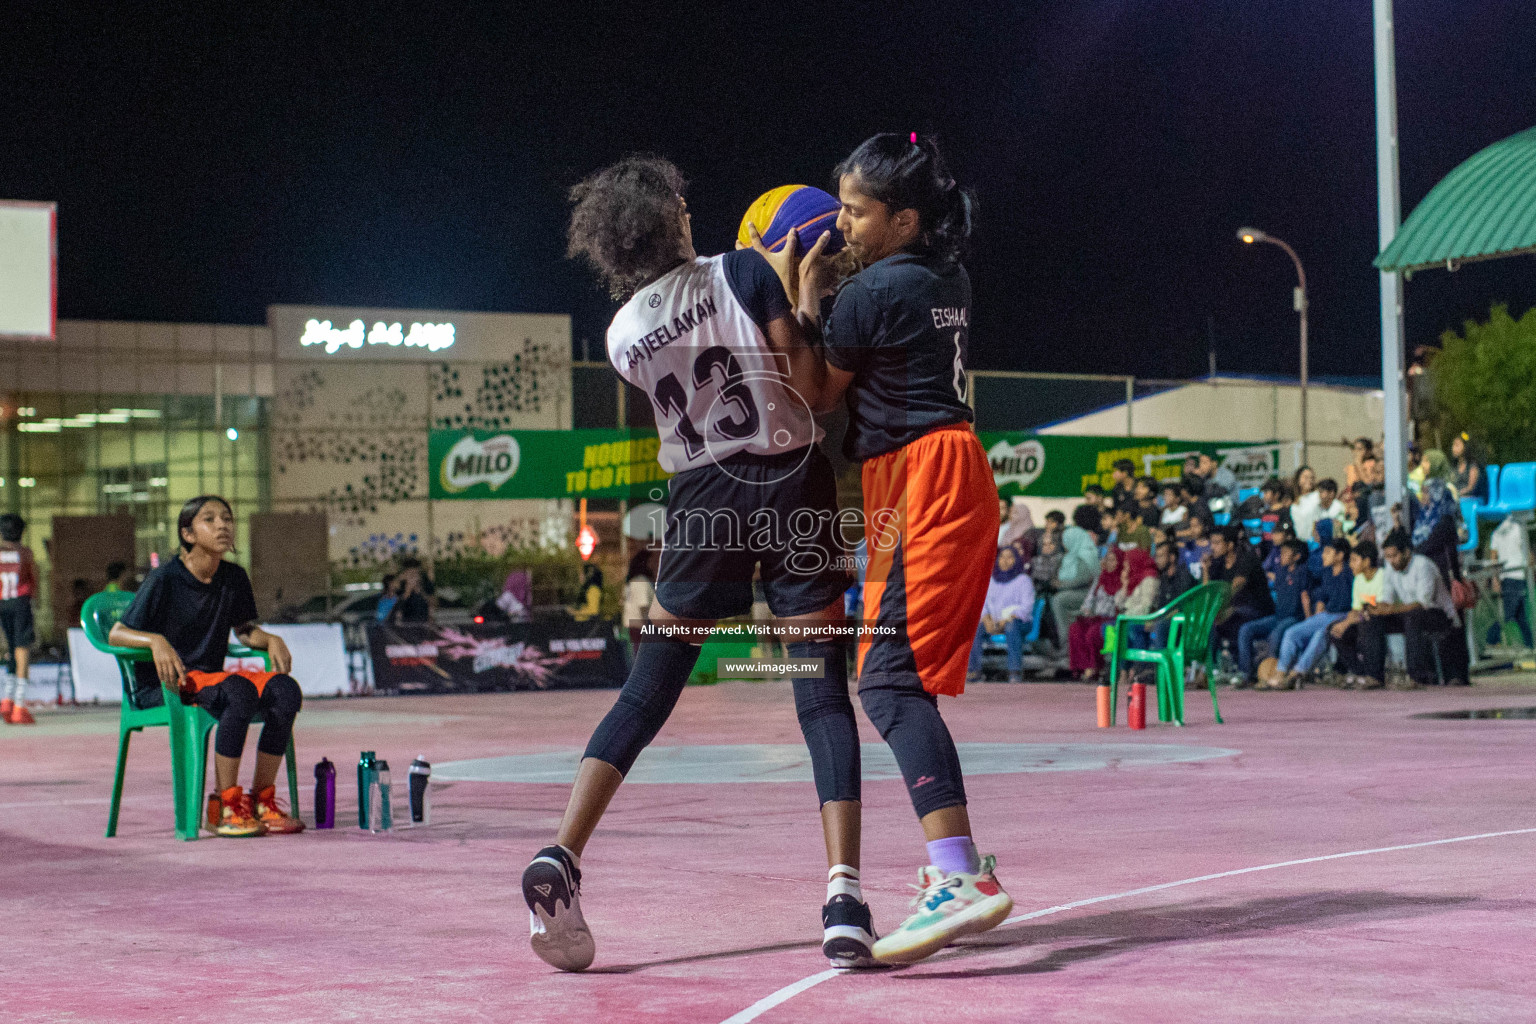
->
[111,496,304,837]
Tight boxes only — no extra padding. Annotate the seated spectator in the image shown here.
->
[1451,433,1486,503]
[395,557,435,622]
[968,544,1036,683]
[1136,540,1198,653]
[1405,443,1425,496]
[1238,539,1309,684]
[1182,453,1202,480]
[1360,453,1386,490]
[1030,527,1064,596]
[1068,548,1158,679]
[1110,459,1137,508]
[1294,465,1317,502]
[104,560,131,592]
[375,573,400,622]
[1111,501,1151,552]
[1410,475,1463,589]
[1263,519,1298,575]
[1332,530,1466,689]
[998,499,1036,560]
[1257,477,1294,544]
[1176,476,1214,539]
[1197,452,1238,498]
[1488,517,1532,648]
[1206,524,1274,660]
[108,495,304,837]
[1179,514,1211,579]
[1344,437,1375,491]
[1082,483,1108,510]
[1041,508,1066,545]
[1343,485,1377,547]
[1132,476,1161,528]
[570,564,604,622]
[1328,541,1386,686]
[1159,481,1188,528]
[1051,506,1103,643]
[1262,536,1353,689]
[1292,474,1343,542]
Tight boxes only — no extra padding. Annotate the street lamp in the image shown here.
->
[1237,227,1309,464]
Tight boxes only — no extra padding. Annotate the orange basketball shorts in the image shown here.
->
[858,423,1000,697]
[186,669,279,697]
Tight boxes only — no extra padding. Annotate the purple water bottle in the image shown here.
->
[314,758,336,829]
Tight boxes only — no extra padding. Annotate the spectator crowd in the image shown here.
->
[967,437,1528,691]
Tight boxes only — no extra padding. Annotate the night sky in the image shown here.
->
[6,3,1534,380]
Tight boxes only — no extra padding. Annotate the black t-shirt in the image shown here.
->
[721,248,793,330]
[1207,545,1274,615]
[397,574,435,622]
[121,557,260,702]
[824,252,973,461]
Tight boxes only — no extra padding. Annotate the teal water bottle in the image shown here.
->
[371,760,394,832]
[357,751,376,829]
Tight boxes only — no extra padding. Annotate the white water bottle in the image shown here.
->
[370,760,393,832]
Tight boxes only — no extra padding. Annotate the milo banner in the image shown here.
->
[980,434,1177,498]
[429,428,671,500]
[978,433,1262,497]
[366,619,627,693]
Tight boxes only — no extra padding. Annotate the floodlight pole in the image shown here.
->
[1375,0,1409,507]
[1237,230,1308,464]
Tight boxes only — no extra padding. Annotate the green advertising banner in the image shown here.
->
[428,429,671,500]
[978,434,1251,498]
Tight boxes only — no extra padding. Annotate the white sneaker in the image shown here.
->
[523,845,595,971]
[872,855,1013,966]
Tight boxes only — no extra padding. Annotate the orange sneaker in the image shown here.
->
[7,705,36,725]
[215,785,265,837]
[254,785,304,834]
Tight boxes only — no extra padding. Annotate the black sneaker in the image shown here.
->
[822,893,882,969]
[523,845,595,971]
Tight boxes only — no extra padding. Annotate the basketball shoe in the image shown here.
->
[822,893,882,968]
[523,845,595,971]
[872,855,1013,965]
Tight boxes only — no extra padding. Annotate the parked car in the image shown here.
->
[274,588,475,626]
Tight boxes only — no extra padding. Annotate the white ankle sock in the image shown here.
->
[827,864,862,903]
[558,844,581,869]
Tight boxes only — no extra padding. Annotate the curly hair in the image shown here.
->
[567,156,689,300]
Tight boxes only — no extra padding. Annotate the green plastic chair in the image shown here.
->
[81,592,300,841]
[1105,581,1230,726]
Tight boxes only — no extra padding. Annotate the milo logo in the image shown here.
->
[441,434,521,494]
[988,438,1045,492]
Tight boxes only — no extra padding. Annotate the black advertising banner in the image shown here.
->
[366,619,626,693]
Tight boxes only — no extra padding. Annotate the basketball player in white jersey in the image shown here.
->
[521,157,875,972]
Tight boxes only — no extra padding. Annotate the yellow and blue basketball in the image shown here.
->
[736,185,845,255]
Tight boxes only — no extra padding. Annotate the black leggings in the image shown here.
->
[859,682,967,819]
[585,638,861,805]
[195,674,303,759]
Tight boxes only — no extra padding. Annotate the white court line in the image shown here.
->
[717,826,1536,1024]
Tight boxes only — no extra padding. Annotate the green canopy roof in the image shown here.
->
[1376,125,1536,273]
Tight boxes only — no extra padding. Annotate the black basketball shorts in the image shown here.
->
[654,445,852,621]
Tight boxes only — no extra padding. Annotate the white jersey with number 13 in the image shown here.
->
[607,255,821,474]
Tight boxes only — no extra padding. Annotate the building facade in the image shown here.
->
[1,306,571,642]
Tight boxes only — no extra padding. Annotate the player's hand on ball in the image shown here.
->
[747,221,801,302]
[796,230,835,310]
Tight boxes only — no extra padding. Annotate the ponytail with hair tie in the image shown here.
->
[836,133,975,264]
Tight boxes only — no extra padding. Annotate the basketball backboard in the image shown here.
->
[0,200,57,340]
